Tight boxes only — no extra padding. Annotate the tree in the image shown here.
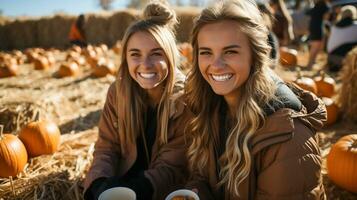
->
[99,0,115,10]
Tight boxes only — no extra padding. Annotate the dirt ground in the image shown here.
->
[0,48,356,199]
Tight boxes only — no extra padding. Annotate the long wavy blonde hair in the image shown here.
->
[185,0,278,197]
[116,1,181,155]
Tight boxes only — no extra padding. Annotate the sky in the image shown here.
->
[0,0,202,17]
[0,0,130,17]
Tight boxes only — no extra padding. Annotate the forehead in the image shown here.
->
[197,20,249,47]
[127,31,161,50]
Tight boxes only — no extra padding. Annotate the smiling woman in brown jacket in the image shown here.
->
[83,1,188,200]
[184,0,327,199]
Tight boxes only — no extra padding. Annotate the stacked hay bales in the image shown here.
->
[338,46,357,122]
[0,7,199,50]
[108,9,139,46]
[175,7,200,42]
[37,15,74,48]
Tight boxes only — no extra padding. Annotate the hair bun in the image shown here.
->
[143,1,177,28]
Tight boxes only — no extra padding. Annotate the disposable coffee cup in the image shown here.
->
[165,189,200,200]
[98,187,136,200]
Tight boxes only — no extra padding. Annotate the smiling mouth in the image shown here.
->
[211,74,233,82]
[139,72,156,79]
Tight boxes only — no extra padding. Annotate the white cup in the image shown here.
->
[165,189,200,200]
[98,187,136,200]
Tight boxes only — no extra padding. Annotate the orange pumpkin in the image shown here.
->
[179,42,193,63]
[279,47,298,66]
[112,42,122,55]
[322,97,338,126]
[293,68,318,94]
[18,116,61,157]
[33,56,50,70]
[0,63,18,78]
[92,59,117,77]
[327,134,357,193]
[57,62,80,77]
[314,71,335,98]
[0,125,28,178]
[99,44,108,52]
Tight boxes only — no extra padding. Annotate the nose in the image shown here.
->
[142,57,154,69]
[211,55,226,69]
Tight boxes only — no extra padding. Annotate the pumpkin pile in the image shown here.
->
[327,134,357,193]
[0,111,61,178]
[314,71,338,126]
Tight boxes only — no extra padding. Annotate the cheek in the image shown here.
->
[198,57,209,78]
[126,60,137,78]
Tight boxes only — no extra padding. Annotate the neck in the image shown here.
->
[147,86,163,108]
[224,94,239,118]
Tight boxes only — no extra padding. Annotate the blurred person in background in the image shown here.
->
[306,0,331,68]
[270,0,295,46]
[68,14,87,47]
[258,1,280,66]
[327,4,357,71]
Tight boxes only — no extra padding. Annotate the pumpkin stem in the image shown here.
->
[319,70,325,79]
[296,67,302,79]
[34,109,41,121]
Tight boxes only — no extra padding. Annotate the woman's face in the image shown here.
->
[126,31,169,90]
[197,20,252,99]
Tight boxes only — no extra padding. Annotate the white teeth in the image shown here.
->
[139,72,156,79]
[211,74,233,82]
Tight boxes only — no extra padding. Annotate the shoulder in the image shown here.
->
[255,119,323,196]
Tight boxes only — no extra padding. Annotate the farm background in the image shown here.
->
[1,0,357,199]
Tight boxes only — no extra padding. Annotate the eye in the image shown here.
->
[199,51,211,56]
[225,50,238,55]
[130,52,140,57]
[152,52,163,57]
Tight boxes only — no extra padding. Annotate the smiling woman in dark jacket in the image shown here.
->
[183,0,327,199]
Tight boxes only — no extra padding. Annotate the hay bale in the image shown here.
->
[0,102,41,133]
[84,12,112,46]
[175,7,200,43]
[338,46,357,122]
[4,19,39,50]
[107,9,139,46]
[37,15,74,49]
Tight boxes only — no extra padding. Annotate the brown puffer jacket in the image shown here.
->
[186,84,327,200]
[83,74,190,200]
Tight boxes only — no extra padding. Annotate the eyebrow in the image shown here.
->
[199,45,241,51]
[223,45,241,50]
[128,48,163,52]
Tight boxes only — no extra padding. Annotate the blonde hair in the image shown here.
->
[116,0,180,154]
[185,0,278,197]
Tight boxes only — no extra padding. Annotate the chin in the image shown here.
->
[211,87,231,96]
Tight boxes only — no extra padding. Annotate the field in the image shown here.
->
[0,45,356,200]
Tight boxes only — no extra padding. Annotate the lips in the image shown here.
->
[211,73,233,82]
[138,72,156,79]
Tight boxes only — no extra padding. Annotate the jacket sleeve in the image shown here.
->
[144,105,190,200]
[83,83,121,192]
[185,170,215,200]
[255,119,326,200]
